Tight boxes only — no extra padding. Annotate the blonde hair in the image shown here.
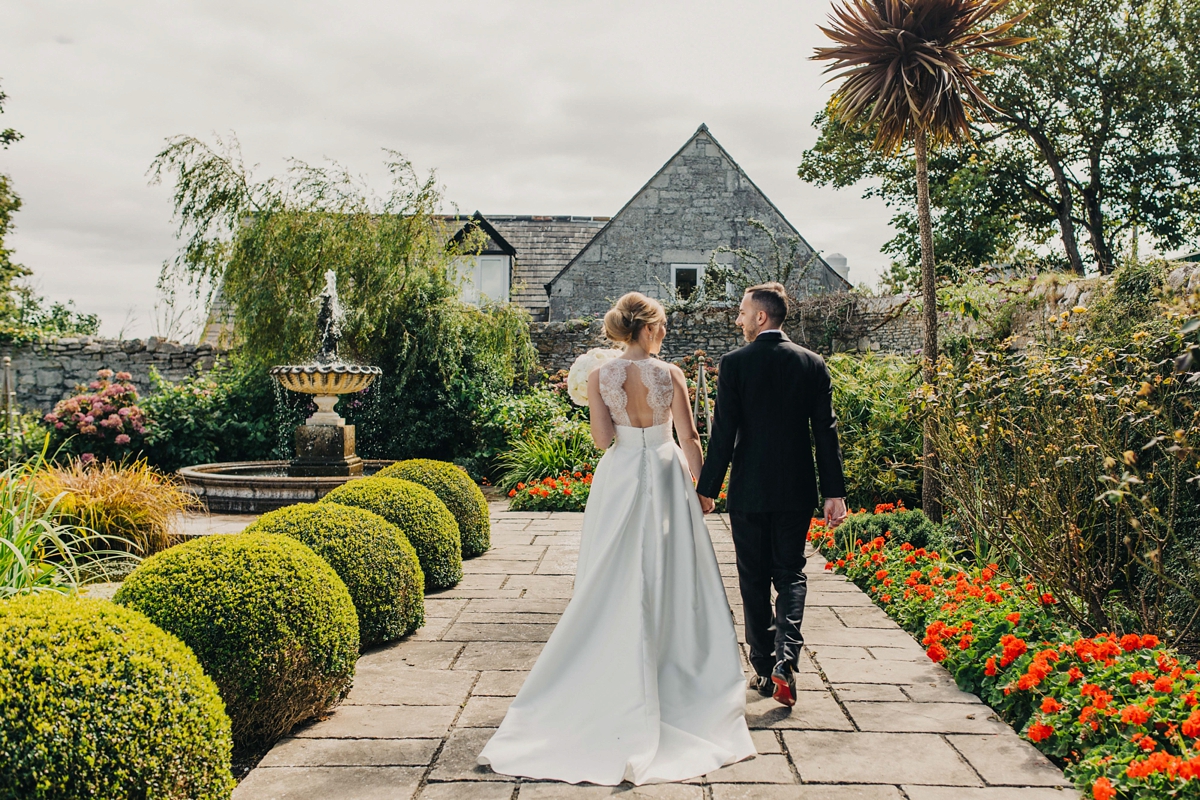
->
[603,292,666,345]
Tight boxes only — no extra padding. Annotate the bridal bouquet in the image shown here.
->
[566,348,622,406]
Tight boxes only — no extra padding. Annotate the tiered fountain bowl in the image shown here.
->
[178,270,391,514]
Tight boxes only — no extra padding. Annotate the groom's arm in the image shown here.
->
[697,355,740,500]
[810,355,847,500]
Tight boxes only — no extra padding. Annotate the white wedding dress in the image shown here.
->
[478,358,755,785]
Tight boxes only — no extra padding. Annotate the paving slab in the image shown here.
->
[453,642,546,671]
[430,728,512,782]
[346,668,476,706]
[358,642,463,671]
[712,787,904,800]
[846,701,1009,734]
[257,737,439,767]
[474,670,529,696]
[420,783,516,800]
[948,734,1074,787]
[814,656,947,685]
[783,730,983,786]
[704,753,795,783]
[292,704,459,739]
[903,788,1081,800]
[231,766,423,799]
[745,690,853,731]
[443,622,556,642]
[519,784,703,798]
[458,695,513,728]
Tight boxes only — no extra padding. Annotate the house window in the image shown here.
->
[672,264,703,301]
[456,255,511,305]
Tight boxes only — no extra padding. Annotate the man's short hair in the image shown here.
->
[745,282,788,326]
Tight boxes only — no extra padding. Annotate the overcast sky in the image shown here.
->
[0,0,893,339]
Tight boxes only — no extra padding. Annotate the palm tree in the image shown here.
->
[813,0,1030,521]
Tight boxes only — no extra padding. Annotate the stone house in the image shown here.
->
[450,124,849,322]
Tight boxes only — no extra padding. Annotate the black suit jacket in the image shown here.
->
[697,332,846,512]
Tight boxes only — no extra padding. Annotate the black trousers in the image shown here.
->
[730,509,812,677]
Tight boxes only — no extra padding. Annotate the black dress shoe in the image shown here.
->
[771,662,796,707]
[749,674,773,696]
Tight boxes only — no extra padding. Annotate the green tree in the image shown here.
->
[150,135,538,463]
[813,0,1029,521]
[803,0,1200,277]
[0,82,30,317]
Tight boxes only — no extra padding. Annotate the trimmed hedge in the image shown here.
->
[812,510,1200,800]
[322,477,463,590]
[115,532,359,753]
[831,505,951,553]
[244,502,425,646]
[378,459,491,557]
[0,593,233,799]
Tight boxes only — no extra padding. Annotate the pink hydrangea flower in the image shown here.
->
[114,434,131,445]
[115,372,132,381]
[97,369,114,380]
[80,453,95,464]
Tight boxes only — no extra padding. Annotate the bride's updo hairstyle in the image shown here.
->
[604,292,666,347]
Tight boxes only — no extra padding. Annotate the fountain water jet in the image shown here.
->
[178,271,387,512]
[269,271,381,477]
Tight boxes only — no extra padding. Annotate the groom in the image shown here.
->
[697,282,848,708]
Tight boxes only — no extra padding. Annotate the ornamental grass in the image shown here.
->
[814,508,1200,799]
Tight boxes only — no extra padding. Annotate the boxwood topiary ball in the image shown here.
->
[377,459,491,558]
[0,593,234,799]
[244,502,425,647]
[322,476,463,590]
[114,532,359,753]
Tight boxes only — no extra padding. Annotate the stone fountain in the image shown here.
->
[178,271,387,513]
[270,270,381,477]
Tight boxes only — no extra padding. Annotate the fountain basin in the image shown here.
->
[270,364,382,395]
[178,460,394,514]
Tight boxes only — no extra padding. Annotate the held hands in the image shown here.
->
[824,497,848,529]
[697,493,715,514]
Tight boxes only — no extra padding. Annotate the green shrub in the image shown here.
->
[827,352,922,509]
[0,593,233,799]
[323,477,462,590]
[378,459,490,557]
[114,532,359,753]
[244,503,425,645]
[831,508,951,554]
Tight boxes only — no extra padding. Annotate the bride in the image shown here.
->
[478,292,755,785]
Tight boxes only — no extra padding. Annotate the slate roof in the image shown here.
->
[483,216,608,318]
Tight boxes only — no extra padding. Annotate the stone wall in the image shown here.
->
[532,295,924,371]
[1,337,219,411]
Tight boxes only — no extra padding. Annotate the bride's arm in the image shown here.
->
[587,369,616,450]
[669,365,704,482]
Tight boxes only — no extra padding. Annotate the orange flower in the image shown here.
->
[1027,722,1053,742]
[1183,709,1200,738]
[1153,676,1174,693]
[824,563,834,571]
[985,656,997,677]
[926,643,948,663]
[1142,634,1161,649]
[1121,634,1144,652]
[517,482,526,490]
[1040,592,1057,605]
[508,489,517,498]
[1091,776,1115,800]
[958,635,973,651]
[1041,696,1064,714]
[1120,705,1151,726]
[1067,667,1084,684]
[1130,671,1153,686]
[1006,612,1021,625]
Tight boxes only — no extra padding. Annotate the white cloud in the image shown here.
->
[0,0,893,338]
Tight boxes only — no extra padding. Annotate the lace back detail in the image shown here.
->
[597,359,673,428]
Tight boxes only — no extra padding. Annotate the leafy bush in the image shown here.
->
[1,452,136,595]
[827,352,922,509]
[322,477,462,590]
[33,458,198,557]
[141,362,278,473]
[377,459,490,558]
[812,511,1200,800]
[497,429,599,491]
[472,385,580,469]
[244,503,425,646]
[508,472,593,512]
[42,370,148,461]
[114,532,359,753]
[829,504,951,553]
[932,265,1200,644]
[0,593,233,799]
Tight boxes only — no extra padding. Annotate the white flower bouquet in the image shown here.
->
[566,348,623,406]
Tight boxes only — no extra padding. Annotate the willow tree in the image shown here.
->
[813,0,1029,520]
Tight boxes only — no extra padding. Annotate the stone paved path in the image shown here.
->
[233,507,1081,799]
